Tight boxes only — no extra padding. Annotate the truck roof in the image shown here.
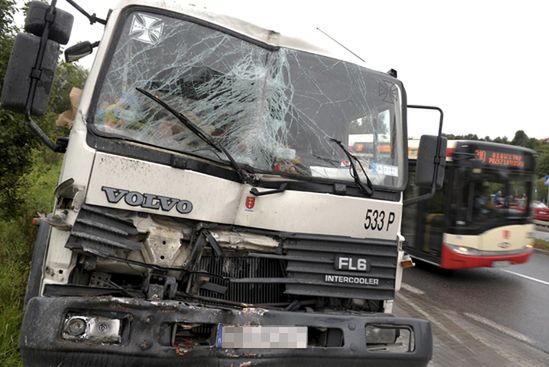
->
[113,0,368,67]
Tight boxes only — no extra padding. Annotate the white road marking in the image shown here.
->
[400,283,425,295]
[501,269,549,286]
[464,312,535,346]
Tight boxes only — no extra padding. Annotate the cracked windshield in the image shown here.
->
[93,11,405,189]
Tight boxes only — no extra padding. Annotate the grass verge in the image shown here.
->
[0,149,61,367]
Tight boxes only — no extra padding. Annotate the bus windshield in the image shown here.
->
[91,10,406,190]
[454,170,531,227]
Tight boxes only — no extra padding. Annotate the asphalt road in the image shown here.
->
[393,250,549,366]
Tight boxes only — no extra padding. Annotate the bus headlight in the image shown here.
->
[447,244,479,256]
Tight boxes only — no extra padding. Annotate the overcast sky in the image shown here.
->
[13,0,549,139]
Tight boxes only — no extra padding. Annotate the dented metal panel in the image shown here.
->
[86,152,402,239]
[66,204,143,257]
[21,296,433,367]
[86,153,242,225]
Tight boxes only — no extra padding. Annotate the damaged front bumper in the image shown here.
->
[21,296,432,367]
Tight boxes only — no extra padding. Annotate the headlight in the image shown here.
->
[447,244,479,256]
[62,315,122,344]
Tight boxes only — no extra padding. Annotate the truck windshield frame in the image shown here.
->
[88,7,407,191]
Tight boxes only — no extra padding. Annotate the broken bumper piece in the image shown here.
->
[21,296,432,367]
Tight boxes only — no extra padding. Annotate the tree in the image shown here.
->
[49,62,88,114]
[511,130,529,147]
[536,144,549,178]
[527,137,540,150]
[0,0,36,217]
[443,133,479,141]
[0,2,88,217]
[493,136,509,144]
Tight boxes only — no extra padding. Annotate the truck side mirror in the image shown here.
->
[65,41,99,63]
[1,34,59,115]
[416,135,447,189]
[0,1,73,116]
[25,1,74,44]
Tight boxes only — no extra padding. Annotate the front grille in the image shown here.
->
[196,235,398,304]
[196,256,286,304]
[284,236,398,300]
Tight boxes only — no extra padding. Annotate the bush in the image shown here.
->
[0,219,30,367]
[0,149,62,367]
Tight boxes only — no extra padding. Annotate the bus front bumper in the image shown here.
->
[440,243,533,269]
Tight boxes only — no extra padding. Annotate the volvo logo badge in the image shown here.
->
[101,186,193,214]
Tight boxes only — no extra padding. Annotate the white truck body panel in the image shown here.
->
[86,152,403,240]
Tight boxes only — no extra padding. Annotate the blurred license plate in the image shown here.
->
[492,261,511,268]
[217,325,307,349]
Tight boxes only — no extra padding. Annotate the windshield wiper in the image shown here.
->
[250,182,288,196]
[328,137,374,196]
[312,153,341,166]
[136,88,256,185]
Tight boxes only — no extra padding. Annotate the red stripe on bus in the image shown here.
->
[440,243,533,270]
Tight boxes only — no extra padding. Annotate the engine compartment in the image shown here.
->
[44,204,397,314]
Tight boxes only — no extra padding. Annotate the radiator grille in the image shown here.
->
[197,236,398,303]
[196,256,286,304]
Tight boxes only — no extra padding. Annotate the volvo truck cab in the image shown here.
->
[1,1,446,365]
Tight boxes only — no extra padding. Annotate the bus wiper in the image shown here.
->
[328,137,374,196]
[136,88,256,185]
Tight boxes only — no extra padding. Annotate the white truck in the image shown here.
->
[1,1,446,366]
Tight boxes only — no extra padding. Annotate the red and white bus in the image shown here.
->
[403,140,535,269]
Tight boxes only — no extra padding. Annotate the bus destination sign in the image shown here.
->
[475,149,525,168]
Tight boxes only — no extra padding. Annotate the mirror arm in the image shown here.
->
[25,0,57,113]
[24,0,66,153]
[25,112,66,152]
[404,105,444,206]
[403,185,436,207]
[65,0,107,25]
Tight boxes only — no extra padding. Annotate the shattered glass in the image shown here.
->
[93,11,405,189]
